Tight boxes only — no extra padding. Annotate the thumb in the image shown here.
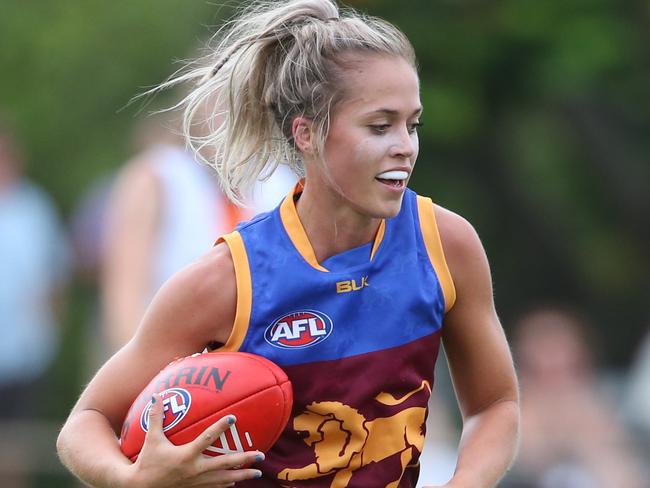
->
[143,393,166,444]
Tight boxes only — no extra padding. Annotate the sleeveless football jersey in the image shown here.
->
[217,183,455,488]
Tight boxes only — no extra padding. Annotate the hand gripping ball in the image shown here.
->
[120,351,293,461]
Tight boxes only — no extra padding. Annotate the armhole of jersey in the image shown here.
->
[416,196,457,313]
[214,231,252,351]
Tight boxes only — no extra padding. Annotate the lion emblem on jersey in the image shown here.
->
[278,381,431,488]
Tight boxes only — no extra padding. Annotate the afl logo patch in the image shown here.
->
[140,388,192,433]
[265,310,333,349]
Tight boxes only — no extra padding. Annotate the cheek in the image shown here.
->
[353,137,391,165]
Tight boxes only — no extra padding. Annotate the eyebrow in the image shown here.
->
[365,107,423,117]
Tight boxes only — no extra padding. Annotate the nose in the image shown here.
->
[389,126,417,159]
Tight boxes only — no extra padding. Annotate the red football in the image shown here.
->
[119,351,292,461]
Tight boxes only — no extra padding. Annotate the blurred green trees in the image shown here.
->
[366,0,650,365]
[1,0,648,371]
[0,0,217,211]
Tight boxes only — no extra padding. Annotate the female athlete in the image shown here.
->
[57,1,519,487]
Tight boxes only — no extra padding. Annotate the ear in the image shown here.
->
[292,116,315,155]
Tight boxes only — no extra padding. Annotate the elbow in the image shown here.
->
[56,411,85,471]
[488,397,521,466]
[56,418,72,467]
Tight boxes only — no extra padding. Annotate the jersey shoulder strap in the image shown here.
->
[416,196,456,312]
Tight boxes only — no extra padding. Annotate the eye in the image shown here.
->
[408,122,423,134]
[369,124,391,134]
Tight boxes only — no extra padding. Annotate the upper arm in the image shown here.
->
[74,243,237,433]
[436,205,518,418]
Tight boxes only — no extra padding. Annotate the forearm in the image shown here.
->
[450,399,520,488]
[57,409,133,488]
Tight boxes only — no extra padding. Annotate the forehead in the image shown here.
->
[335,54,421,114]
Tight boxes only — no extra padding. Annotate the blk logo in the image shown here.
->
[336,276,369,294]
[265,310,333,349]
[140,388,192,432]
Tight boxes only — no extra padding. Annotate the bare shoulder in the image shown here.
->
[433,204,489,283]
[110,145,185,196]
[113,150,161,191]
[106,151,162,222]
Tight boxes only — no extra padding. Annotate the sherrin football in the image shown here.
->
[119,351,293,461]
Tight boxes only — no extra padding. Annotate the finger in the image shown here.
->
[191,414,237,453]
[224,468,263,483]
[183,463,262,486]
[201,450,265,472]
[142,393,165,443]
[201,467,263,485]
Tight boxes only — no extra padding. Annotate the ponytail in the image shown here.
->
[159,0,415,204]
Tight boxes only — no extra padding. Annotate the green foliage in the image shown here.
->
[364,0,650,365]
[0,0,217,213]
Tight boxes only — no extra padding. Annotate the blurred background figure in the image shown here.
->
[100,112,295,354]
[68,171,117,373]
[0,117,71,487]
[624,327,650,458]
[69,175,113,287]
[502,306,647,488]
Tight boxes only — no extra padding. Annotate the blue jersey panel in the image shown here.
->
[236,189,445,367]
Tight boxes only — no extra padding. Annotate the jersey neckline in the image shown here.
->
[278,181,386,273]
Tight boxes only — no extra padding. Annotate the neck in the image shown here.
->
[296,179,381,263]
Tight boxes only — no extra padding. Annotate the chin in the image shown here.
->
[383,206,402,219]
[368,197,404,219]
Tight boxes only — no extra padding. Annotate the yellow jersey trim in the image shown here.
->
[216,231,252,351]
[279,181,386,271]
[370,219,386,260]
[416,196,456,313]
[279,183,329,272]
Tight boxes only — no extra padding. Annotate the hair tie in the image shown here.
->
[211,54,232,77]
[210,37,248,77]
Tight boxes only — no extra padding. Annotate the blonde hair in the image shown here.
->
[162,0,416,203]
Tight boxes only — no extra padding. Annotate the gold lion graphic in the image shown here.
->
[278,381,431,488]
